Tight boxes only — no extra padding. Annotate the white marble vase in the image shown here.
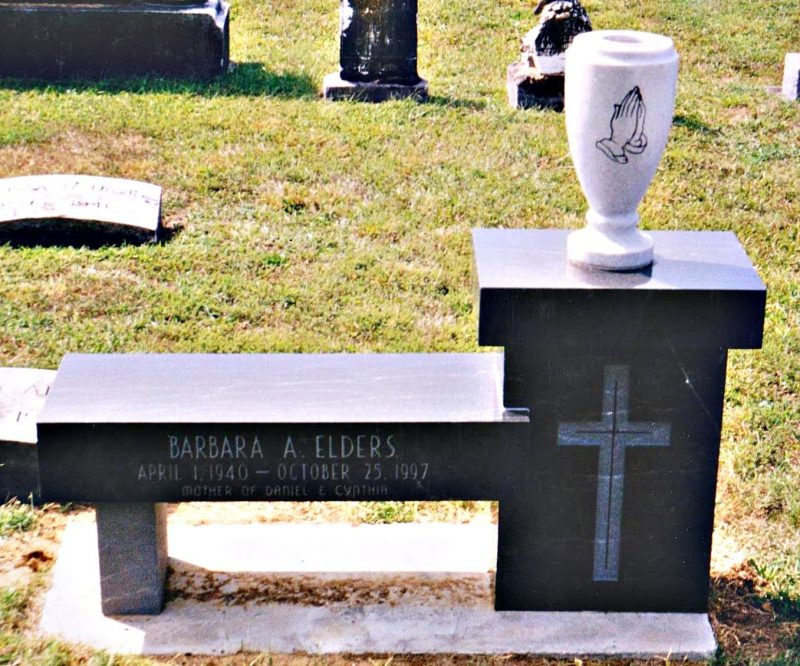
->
[565,30,678,270]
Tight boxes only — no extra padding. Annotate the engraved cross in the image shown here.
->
[558,365,670,582]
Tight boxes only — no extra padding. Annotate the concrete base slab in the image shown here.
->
[323,73,428,102]
[40,521,717,658]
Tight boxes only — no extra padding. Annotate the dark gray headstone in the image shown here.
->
[474,228,766,612]
[324,0,427,101]
[0,0,229,80]
[0,367,56,503]
[339,0,419,84]
[0,175,161,246]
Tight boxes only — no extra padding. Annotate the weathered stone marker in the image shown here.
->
[0,175,161,245]
[323,0,427,101]
[0,0,229,80]
[0,368,55,502]
[507,0,592,110]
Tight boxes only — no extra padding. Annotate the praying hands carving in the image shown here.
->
[595,86,648,164]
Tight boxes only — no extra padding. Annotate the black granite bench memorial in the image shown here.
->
[38,352,527,614]
[36,229,765,619]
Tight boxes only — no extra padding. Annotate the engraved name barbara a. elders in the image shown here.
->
[134,432,431,500]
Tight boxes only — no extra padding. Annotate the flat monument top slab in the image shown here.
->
[0,368,56,444]
[473,229,765,293]
[39,353,512,425]
[0,175,161,232]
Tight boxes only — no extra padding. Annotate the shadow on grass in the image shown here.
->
[0,62,318,99]
[0,220,183,249]
[674,113,721,135]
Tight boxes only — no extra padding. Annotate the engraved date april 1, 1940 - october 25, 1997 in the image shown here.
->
[133,432,432,500]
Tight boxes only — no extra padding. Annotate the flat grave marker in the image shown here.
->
[0,175,162,245]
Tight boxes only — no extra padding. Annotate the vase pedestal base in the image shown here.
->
[567,225,654,271]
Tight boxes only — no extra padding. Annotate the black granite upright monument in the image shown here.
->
[474,228,766,611]
[323,0,427,101]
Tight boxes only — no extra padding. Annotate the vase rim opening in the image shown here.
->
[570,30,677,62]
[603,34,642,44]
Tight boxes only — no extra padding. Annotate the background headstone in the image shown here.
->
[782,53,800,100]
[507,0,592,110]
[323,0,428,101]
[0,0,229,80]
[0,367,56,503]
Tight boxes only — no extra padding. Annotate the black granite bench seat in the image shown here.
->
[37,352,528,504]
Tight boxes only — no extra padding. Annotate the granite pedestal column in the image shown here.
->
[474,228,766,612]
[323,0,427,101]
[96,503,168,615]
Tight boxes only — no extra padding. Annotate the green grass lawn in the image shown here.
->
[0,0,798,663]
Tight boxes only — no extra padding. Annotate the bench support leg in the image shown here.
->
[96,502,168,615]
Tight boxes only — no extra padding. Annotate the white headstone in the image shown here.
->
[0,175,161,240]
[782,53,800,100]
[0,367,56,444]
